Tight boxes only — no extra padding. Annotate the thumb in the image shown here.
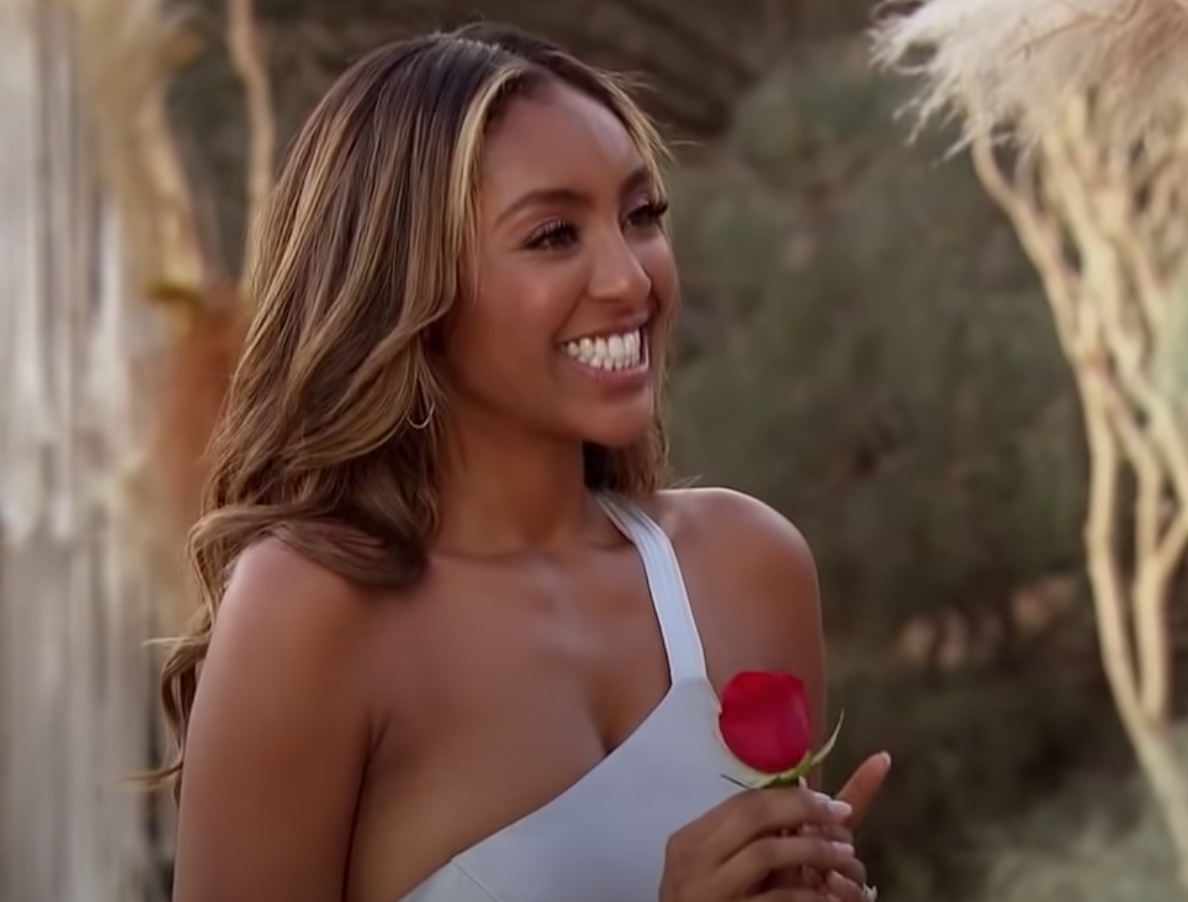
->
[836,751,892,831]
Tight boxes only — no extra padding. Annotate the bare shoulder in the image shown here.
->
[657,485,818,595]
[195,536,382,743]
[173,536,381,902]
[649,486,826,717]
[205,535,378,674]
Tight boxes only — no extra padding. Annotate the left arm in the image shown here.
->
[668,487,889,815]
[669,488,828,781]
[668,487,887,900]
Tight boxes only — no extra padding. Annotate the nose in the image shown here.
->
[587,228,652,307]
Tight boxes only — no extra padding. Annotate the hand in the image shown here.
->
[784,823,867,902]
[769,753,891,898]
[659,786,863,901]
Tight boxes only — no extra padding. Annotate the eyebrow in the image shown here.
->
[495,165,655,225]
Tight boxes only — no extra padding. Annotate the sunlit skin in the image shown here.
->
[171,78,890,902]
[436,80,674,553]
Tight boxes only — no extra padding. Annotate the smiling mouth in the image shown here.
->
[560,327,648,372]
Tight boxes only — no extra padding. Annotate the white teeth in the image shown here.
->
[562,328,646,371]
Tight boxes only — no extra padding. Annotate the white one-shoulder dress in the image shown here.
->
[397,492,749,902]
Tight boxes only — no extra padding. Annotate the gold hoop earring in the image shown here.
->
[408,397,436,431]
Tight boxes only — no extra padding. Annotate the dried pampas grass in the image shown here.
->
[870,0,1188,145]
[72,0,209,290]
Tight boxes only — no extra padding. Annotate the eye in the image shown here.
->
[525,220,579,251]
[626,198,670,230]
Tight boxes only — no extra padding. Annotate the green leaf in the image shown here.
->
[811,710,846,765]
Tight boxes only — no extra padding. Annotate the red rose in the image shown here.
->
[718,671,814,774]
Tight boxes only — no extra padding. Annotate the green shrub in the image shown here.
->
[665,41,1117,898]
[667,40,1085,646]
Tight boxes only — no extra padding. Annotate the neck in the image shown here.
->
[434,404,604,556]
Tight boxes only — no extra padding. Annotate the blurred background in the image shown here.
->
[2,0,1186,900]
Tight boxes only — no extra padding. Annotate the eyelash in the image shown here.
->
[525,199,670,252]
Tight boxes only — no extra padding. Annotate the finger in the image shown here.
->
[766,863,823,890]
[713,833,858,899]
[704,788,852,864]
[826,870,870,902]
[835,752,891,831]
[801,822,853,845]
[826,851,866,887]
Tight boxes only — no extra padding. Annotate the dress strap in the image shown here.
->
[595,493,707,684]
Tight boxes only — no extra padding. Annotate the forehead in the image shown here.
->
[479,80,646,207]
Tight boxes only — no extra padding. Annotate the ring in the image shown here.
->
[861,885,879,902]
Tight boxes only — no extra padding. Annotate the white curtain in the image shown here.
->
[0,0,167,898]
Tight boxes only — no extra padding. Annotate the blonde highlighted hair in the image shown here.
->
[152,23,672,798]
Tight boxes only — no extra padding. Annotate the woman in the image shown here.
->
[159,22,891,902]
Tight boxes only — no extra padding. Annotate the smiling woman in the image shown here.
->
[155,21,889,902]
[444,73,672,455]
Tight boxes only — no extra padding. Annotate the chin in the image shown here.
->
[576,404,655,449]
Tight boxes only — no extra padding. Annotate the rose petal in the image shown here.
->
[718,671,813,774]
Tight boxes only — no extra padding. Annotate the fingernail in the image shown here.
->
[827,799,852,819]
[830,840,854,855]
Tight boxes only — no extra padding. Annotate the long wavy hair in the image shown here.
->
[151,24,673,798]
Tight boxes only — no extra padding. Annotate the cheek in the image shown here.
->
[444,266,576,389]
